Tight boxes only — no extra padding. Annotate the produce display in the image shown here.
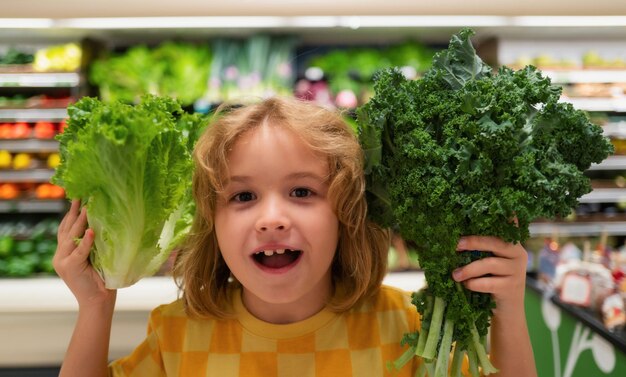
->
[0,44,81,73]
[512,50,626,70]
[357,29,614,375]
[51,95,206,288]
[0,182,64,200]
[90,41,211,107]
[0,95,75,110]
[298,41,436,109]
[0,120,63,139]
[0,218,59,277]
[203,35,296,106]
[32,43,82,72]
[0,48,34,66]
[0,118,65,201]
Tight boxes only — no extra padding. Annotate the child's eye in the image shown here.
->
[232,191,256,202]
[291,187,312,198]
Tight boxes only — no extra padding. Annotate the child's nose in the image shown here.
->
[255,197,291,232]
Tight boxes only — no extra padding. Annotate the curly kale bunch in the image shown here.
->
[357,29,613,376]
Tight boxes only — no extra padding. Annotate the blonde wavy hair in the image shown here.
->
[173,96,389,318]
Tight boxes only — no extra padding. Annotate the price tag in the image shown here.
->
[559,272,592,307]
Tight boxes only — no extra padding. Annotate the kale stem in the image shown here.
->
[389,345,417,371]
[382,121,396,156]
[415,294,434,355]
[424,360,436,377]
[434,317,455,377]
[470,323,498,374]
[450,343,464,377]
[421,295,446,360]
[468,345,479,377]
[416,362,426,377]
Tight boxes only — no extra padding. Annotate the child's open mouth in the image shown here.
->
[253,249,302,270]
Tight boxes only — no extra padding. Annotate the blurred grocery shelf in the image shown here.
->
[562,97,626,112]
[529,221,626,236]
[0,138,59,152]
[0,108,68,122]
[0,199,67,213]
[579,188,626,203]
[0,271,425,366]
[544,70,626,84]
[0,72,79,88]
[0,168,54,182]
[590,155,626,171]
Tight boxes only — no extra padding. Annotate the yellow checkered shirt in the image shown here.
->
[109,285,426,376]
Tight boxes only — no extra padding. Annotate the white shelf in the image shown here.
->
[589,155,626,171]
[0,72,79,88]
[0,273,423,313]
[530,221,626,236]
[579,188,626,203]
[0,276,180,367]
[561,97,626,112]
[0,138,58,152]
[0,108,67,121]
[0,199,67,213]
[0,168,54,182]
[600,121,626,139]
[543,69,626,84]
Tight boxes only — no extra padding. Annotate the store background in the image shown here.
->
[1,1,626,376]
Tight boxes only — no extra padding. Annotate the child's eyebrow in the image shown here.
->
[285,172,327,181]
[228,171,327,183]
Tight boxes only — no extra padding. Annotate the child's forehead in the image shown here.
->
[223,124,330,179]
[232,122,301,149]
[230,124,312,155]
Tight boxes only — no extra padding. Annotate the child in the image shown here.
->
[53,96,537,377]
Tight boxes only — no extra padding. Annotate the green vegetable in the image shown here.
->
[36,239,57,255]
[90,42,211,106]
[308,41,435,98]
[14,239,35,255]
[205,36,296,104]
[6,256,37,277]
[52,95,206,288]
[0,235,13,257]
[0,47,34,65]
[358,29,613,375]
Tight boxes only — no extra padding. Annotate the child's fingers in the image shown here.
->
[57,206,89,256]
[459,275,510,295]
[53,228,94,274]
[452,257,515,282]
[66,206,88,241]
[457,235,522,259]
[58,199,81,236]
[69,228,94,261]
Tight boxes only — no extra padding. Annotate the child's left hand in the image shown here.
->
[452,236,528,315]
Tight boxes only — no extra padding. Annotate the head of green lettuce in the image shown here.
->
[52,95,207,289]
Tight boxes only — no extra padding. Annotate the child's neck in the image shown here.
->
[241,285,331,324]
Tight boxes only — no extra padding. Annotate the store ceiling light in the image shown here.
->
[513,16,626,27]
[55,17,288,29]
[54,15,510,29]
[2,16,626,30]
[0,19,54,28]
[353,16,509,27]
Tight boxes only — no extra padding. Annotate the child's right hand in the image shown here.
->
[53,199,116,308]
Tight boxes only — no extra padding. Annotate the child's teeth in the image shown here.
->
[259,249,288,256]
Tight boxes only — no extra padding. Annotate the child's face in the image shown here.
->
[214,124,339,322]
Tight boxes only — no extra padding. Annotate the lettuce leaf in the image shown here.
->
[52,95,206,288]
